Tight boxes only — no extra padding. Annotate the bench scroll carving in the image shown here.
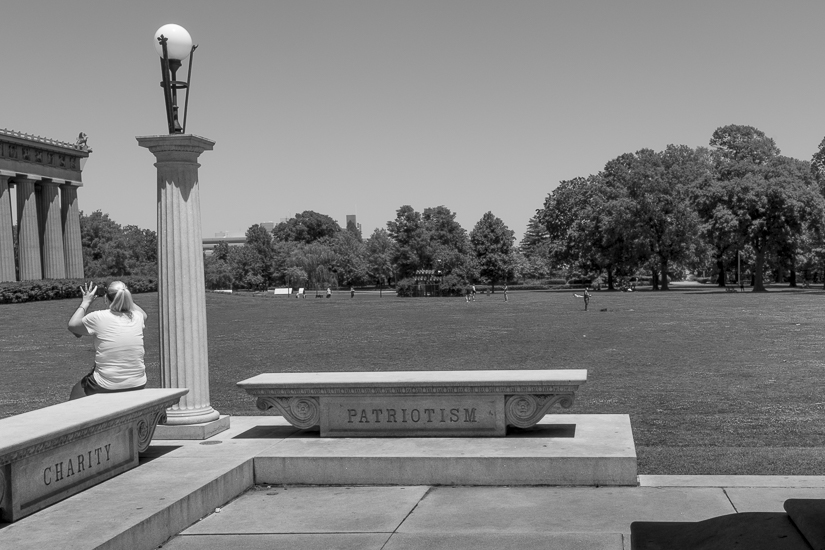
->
[505,394,575,429]
[137,409,168,453]
[257,396,320,429]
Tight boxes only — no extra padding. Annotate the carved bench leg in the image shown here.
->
[505,394,575,429]
[256,396,320,430]
[138,409,169,454]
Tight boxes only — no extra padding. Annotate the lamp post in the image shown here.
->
[154,24,197,135]
[138,24,228,439]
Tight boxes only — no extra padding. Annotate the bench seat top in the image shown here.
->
[238,369,586,393]
[0,389,187,462]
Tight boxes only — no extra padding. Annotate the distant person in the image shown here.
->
[350,286,355,298]
[67,281,148,400]
[465,287,471,303]
[471,285,477,301]
[573,288,591,311]
[326,287,332,299]
[503,284,508,302]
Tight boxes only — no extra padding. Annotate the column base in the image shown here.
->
[153,415,230,440]
[164,405,221,425]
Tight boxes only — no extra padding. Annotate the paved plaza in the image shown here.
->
[1,416,822,550]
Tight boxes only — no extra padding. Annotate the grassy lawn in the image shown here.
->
[2,286,824,476]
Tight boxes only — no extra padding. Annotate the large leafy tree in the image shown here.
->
[707,125,824,291]
[80,210,123,277]
[386,205,476,283]
[520,210,550,258]
[365,228,395,287]
[470,211,515,290]
[203,253,233,289]
[293,241,338,290]
[244,224,275,289]
[386,205,429,279]
[601,146,707,290]
[422,205,474,280]
[226,245,264,290]
[331,230,367,286]
[273,211,341,244]
[80,210,157,277]
[542,176,640,289]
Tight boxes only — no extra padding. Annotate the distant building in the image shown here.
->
[202,235,245,255]
[346,214,361,235]
[204,222,269,255]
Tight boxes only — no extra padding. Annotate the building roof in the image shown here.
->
[0,128,92,154]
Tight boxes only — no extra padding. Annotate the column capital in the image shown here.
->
[10,175,41,185]
[136,134,215,163]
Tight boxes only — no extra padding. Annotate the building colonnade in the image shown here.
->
[0,129,90,282]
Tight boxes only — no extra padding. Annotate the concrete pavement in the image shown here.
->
[0,416,822,550]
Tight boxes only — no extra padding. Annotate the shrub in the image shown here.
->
[396,275,469,297]
[439,274,466,296]
[0,276,158,304]
[395,278,416,297]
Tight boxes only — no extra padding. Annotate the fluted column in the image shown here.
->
[39,180,66,279]
[137,134,218,426]
[0,176,16,282]
[15,177,41,281]
[60,184,84,278]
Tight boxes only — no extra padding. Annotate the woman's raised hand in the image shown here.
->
[79,282,98,304]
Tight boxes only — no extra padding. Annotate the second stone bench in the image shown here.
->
[237,370,586,437]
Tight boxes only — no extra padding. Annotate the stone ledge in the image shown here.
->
[0,454,254,550]
[253,414,636,486]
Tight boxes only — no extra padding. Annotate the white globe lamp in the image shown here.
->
[154,24,193,60]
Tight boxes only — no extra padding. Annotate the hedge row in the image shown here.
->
[0,276,158,304]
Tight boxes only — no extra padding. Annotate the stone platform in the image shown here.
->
[2,416,822,550]
[237,369,587,437]
[253,413,636,486]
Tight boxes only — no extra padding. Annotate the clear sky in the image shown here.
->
[3,1,824,242]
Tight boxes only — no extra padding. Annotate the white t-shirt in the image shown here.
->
[82,309,148,390]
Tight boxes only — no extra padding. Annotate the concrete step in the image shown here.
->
[253,414,637,486]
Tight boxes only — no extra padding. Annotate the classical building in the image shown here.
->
[0,129,91,282]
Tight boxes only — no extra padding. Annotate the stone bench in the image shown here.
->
[237,370,586,437]
[0,388,187,522]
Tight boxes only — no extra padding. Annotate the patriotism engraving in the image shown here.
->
[322,396,505,437]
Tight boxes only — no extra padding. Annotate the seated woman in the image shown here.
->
[67,281,148,400]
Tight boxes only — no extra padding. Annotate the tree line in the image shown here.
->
[524,124,825,291]
[76,123,825,293]
[203,209,517,293]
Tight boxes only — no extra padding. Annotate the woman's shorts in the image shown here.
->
[80,367,146,396]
